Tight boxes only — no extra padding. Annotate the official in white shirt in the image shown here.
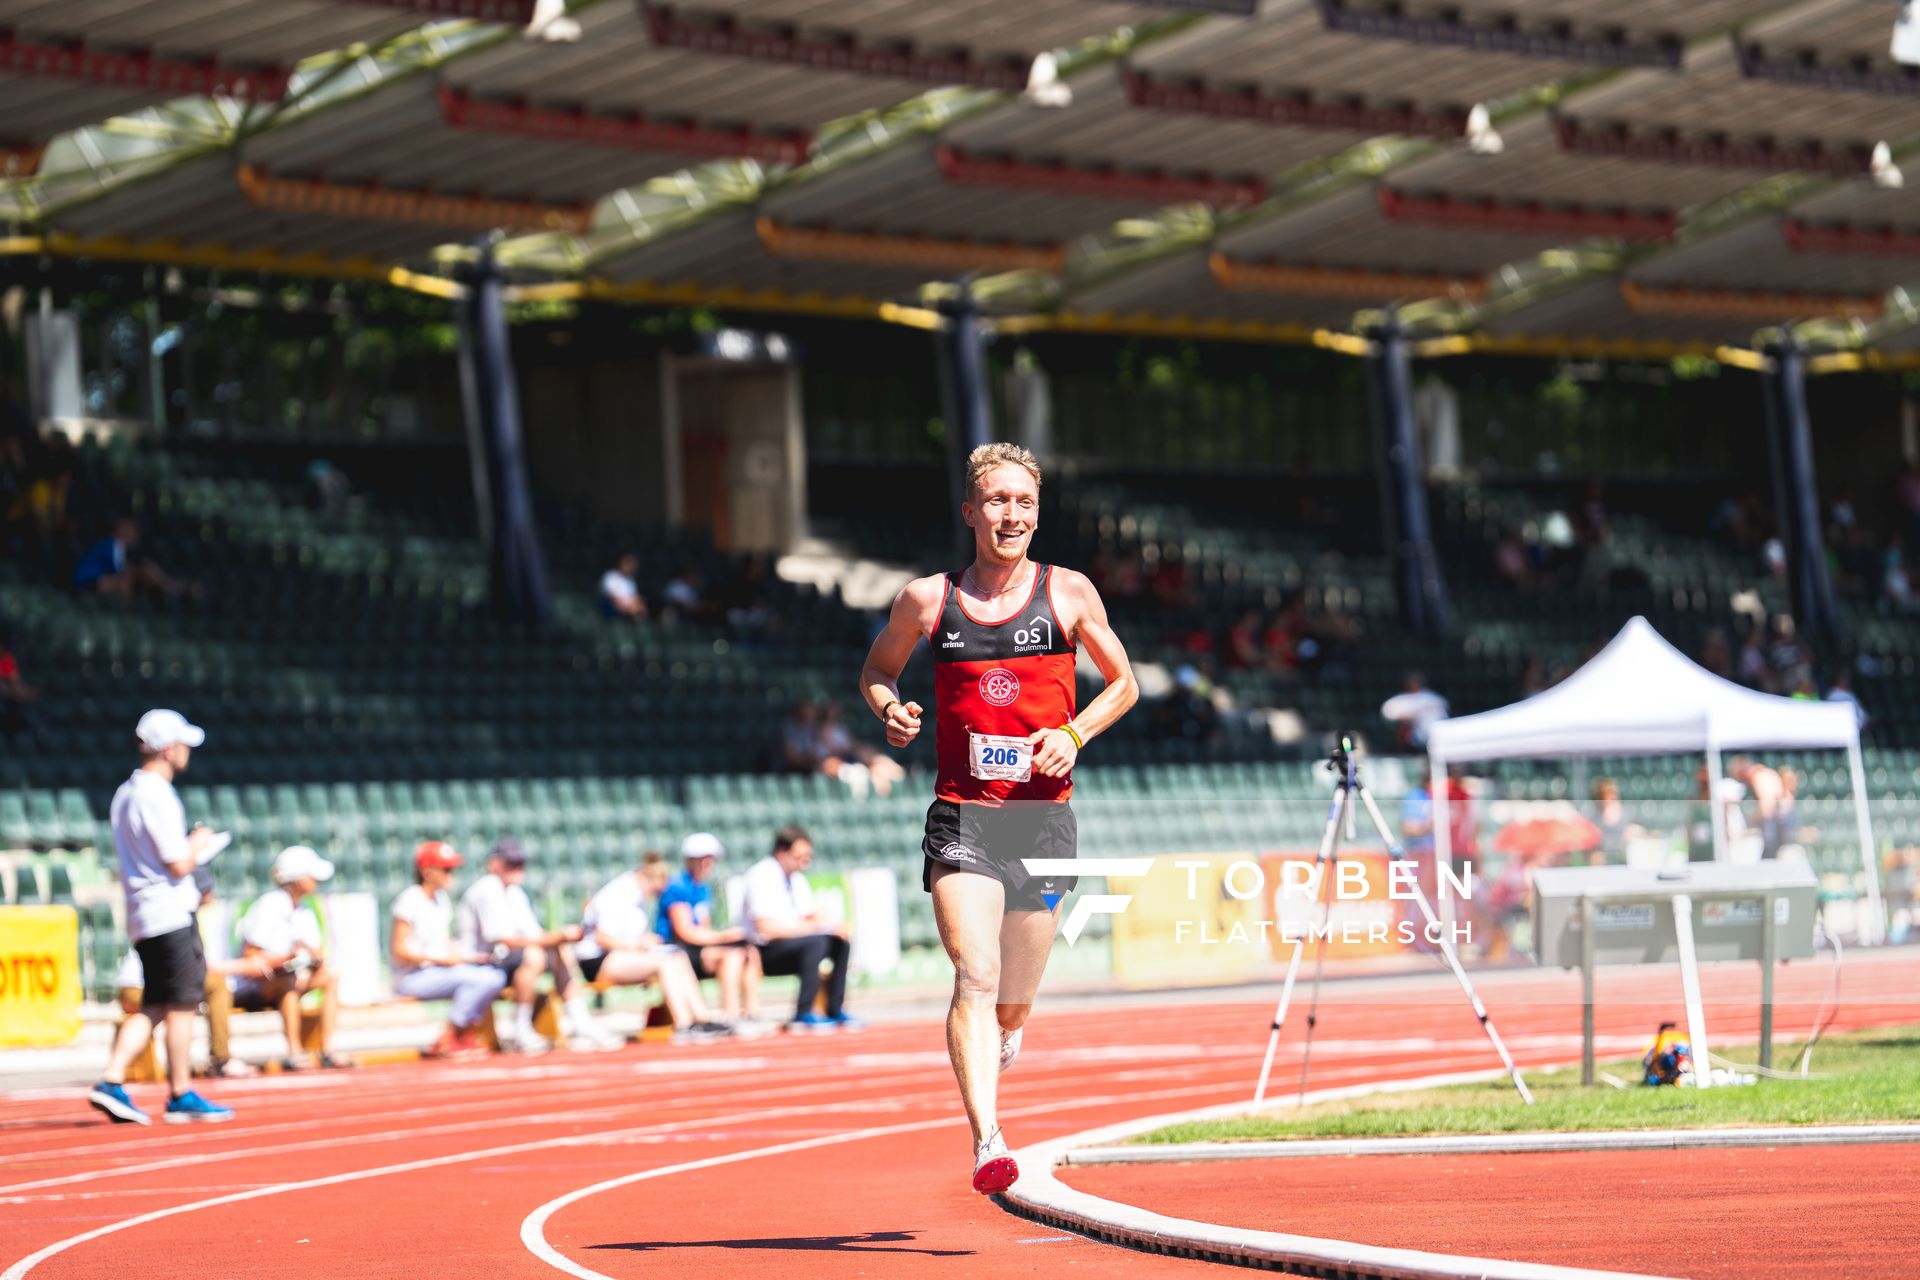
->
[457,837,612,1052]
[233,845,352,1070]
[390,841,507,1060]
[89,709,233,1125]
[577,854,732,1042]
[740,825,857,1031]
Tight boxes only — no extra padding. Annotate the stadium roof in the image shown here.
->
[8,0,1920,358]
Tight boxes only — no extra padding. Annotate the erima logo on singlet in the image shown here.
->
[1013,616,1053,653]
[941,630,964,649]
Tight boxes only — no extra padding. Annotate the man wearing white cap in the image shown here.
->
[89,709,233,1124]
[231,845,352,1070]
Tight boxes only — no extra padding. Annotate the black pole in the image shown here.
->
[1363,314,1449,639]
[1760,337,1839,655]
[455,241,551,628]
[934,289,995,563]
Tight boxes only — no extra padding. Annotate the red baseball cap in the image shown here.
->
[414,840,464,871]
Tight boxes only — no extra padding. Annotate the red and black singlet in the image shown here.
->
[930,563,1077,806]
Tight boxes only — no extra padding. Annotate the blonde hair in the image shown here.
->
[966,443,1042,500]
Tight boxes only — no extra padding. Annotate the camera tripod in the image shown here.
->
[1253,737,1535,1106]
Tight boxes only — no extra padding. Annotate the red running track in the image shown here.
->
[2,950,1915,1280]
[1063,1144,1920,1279]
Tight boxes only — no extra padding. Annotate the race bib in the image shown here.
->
[969,732,1032,782]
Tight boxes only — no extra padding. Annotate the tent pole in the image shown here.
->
[1429,752,1455,931]
[1704,719,1728,865]
[1845,731,1884,945]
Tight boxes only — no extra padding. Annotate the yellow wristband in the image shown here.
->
[1060,723,1084,750]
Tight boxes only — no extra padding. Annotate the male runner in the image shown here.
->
[859,442,1137,1194]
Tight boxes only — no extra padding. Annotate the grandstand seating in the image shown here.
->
[5,429,1914,998]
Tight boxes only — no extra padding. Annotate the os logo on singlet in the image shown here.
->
[979,668,1021,707]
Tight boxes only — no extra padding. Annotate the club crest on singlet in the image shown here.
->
[931,564,1077,805]
[979,668,1020,706]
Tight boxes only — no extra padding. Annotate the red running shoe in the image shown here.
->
[972,1130,1019,1195]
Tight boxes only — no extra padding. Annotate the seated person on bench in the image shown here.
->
[577,855,734,1044]
[657,833,766,1030]
[391,840,507,1060]
[457,837,616,1053]
[230,846,352,1070]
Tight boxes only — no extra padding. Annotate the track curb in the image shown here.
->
[997,1069,1681,1280]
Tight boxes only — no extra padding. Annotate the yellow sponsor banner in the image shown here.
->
[0,905,83,1046]
[1108,854,1264,988]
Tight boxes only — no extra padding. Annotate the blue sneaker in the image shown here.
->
[164,1090,234,1124]
[88,1082,149,1126]
[829,1012,867,1032]
[787,1012,836,1034]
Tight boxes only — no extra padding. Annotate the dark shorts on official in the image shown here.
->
[134,922,206,1009]
[922,799,1077,911]
[678,938,747,980]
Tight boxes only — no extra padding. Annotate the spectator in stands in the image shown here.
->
[1735,625,1773,692]
[1149,544,1193,610]
[457,837,608,1053]
[815,701,906,799]
[577,847,734,1043]
[1882,537,1916,614]
[90,708,232,1125]
[1826,668,1868,730]
[72,518,196,601]
[664,563,718,622]
[741,825,858,1032]
[781,697,823,774]
[0,624,45,748]
[390,841,506,1061]
[719,552,776,642]
[599,553,648,621]
[1493,527,1536,590]
[1768,615,1810,690]
[114,867,256,1079]
[1224,610,1263,670]
[306,460,351,521]
[1381,672,1448,749]
[656,833,765,1030]
[231,846,353,1071]
[1591,778,1632,863]
[1728,756,1793,857]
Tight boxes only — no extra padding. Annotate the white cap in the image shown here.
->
[680,832,725,861]
[135,708,205,752]
[272,845,335,885]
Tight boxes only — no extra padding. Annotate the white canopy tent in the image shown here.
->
[1424,617,1883,943]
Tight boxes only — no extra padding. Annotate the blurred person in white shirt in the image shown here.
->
[600,553,647,621]
[391,841,507,1060]
[458,837,611,1052]
[577,851,733,1043]
[741,825,857,1032]
[232,845,352,1071]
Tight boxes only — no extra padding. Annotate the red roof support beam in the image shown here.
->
[1316,0,1682,69]
[1,142,44,177]
[1378,188,1677,241]
[236,165,592,233]
[1782,219,1920,257]
[756,217,1065,273]
[1552,114,1874,176]
[323,0,540,19]
[438,87,812,166]
[0,30,288,100]
[641,3,1031,90]
[1619,280,1881,321]
[1209,253,1486,300]
[1123,69,1466,138]
[936,145,1267,207]
[1732,35,1920,98]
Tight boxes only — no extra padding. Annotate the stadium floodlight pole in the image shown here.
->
[1350,781,1535,1104]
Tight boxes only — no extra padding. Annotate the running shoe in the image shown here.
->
[208,1057,259,1079]
[972,1130,1019,1195]
[786,1012,836,1034]
[828,1011,867,1033]
[999,1026,1022,1074]
[87,1081,149,1125]
[673,1020,736,1045]
[318,1052,357,1069]
[506,1029,552,1055]
[728,1015,776,1040]
[164,1091,234,1124]
[565,1024,624,1053]
[428,1026,491,1062]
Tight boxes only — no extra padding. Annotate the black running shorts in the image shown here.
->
[922,799,1077,912]
[133,922,207,1010]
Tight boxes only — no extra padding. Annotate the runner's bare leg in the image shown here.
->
[996,903,1061,1035]
[932,865,1006,1145]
